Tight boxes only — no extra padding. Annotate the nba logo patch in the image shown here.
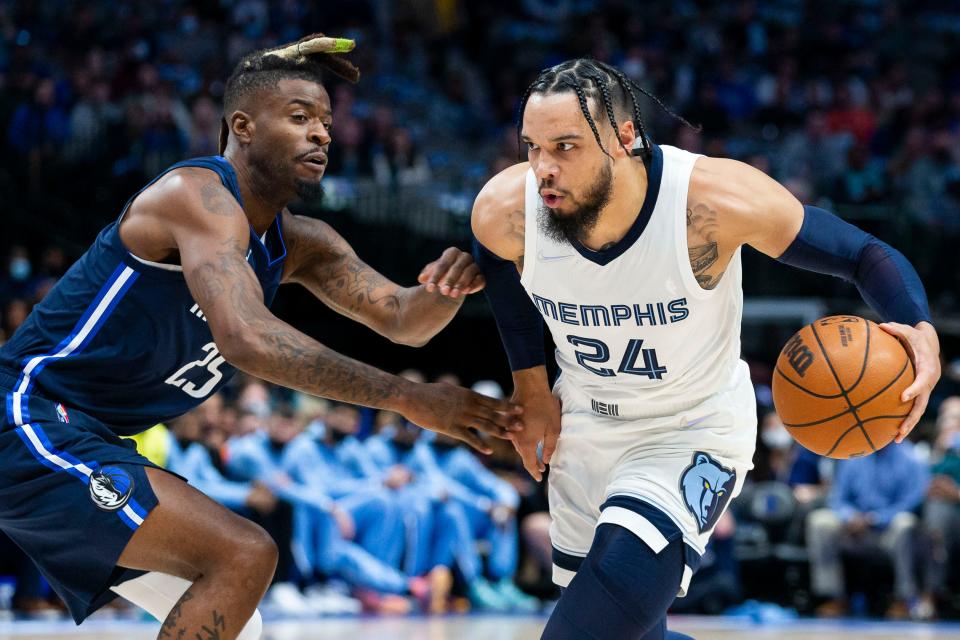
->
[89,466,135,512]
[55,403,69,423]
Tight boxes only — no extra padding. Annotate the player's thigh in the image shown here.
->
[117,466,277,581]
[548,410,615,561]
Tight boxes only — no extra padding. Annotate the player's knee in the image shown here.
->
[216,520,278,583]
[241,524,279,576]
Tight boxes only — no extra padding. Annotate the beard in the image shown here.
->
[294,177,325,204]
[248,147,326,206]
[538,160,613,244]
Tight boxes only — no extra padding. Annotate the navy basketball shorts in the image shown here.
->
[0,371,164,623]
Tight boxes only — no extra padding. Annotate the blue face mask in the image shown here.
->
[948,432,960,451]
[9,257,30,282]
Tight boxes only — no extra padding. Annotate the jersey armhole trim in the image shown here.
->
[520,168,539,289]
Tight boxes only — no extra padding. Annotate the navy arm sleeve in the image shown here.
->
[776,205,932,326]
[472,237,546,371]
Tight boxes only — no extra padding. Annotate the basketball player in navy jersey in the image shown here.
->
[0,35,522,640]
[472,59,940,639]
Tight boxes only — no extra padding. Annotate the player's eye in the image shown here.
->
[525,142,539,151]
[703,480,711,490]
[322,122,333,132]
[558,142,574,151]
[291,113,308,123]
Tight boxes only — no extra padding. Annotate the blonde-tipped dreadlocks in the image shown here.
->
[219,33,360,153]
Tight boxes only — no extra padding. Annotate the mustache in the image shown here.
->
[538,179,568,195]
[295,147,328,161]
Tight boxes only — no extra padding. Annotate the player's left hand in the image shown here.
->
[879,320,941,443]
[417,247,484,299]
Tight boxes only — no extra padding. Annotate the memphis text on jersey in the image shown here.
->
[530,295,690,328]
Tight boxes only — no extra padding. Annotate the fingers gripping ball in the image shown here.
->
[772,315,915,459]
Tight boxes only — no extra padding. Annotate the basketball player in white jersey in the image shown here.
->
[471,59,941,639]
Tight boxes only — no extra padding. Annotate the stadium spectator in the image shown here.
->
[916,397,960,620]
[806,442,929,619]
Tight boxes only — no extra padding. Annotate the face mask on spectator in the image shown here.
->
[762,423,794,450]
[9,258,31,282]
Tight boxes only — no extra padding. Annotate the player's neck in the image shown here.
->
[580,160,649,251]
[228,155,290,235]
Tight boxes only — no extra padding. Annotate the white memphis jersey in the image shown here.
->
[520,144,744,417]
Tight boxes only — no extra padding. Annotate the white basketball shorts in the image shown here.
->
[548,359,757,596]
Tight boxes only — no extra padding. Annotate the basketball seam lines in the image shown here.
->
[774,366,845,399]
[825,423,864,457]
[824,414,912,457]
[780,359,910,428]
[809,323,874,452]
[845,319,872,394]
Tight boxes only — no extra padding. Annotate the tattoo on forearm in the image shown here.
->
[189,237,405,408]
[200,181,236,217]
[321,254,401,315]
[686,203,725,290]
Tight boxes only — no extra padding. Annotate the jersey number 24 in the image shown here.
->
[567,335,667,379]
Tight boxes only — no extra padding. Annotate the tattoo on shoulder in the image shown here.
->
[200,181,236,216]
[686,202,725,290]
[505,209,525,243]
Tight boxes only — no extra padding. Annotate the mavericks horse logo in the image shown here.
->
[89,466,135,511]
[679,452,736,533]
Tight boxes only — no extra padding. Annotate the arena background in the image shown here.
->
[1,1,960,638]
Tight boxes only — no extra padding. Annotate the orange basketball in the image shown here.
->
[771,315,915,459]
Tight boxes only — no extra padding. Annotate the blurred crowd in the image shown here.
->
[1,0,959,304]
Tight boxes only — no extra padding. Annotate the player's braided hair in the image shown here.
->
[517,58,698,162]
[219,34,360,153]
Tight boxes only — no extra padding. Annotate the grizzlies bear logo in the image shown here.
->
[679,452,736,534]
[89,466,135,511]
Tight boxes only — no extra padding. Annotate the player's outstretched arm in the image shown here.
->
[156,172,522,452]
[282,212,482,347]
[691,157,941,441]
[472,163,561,480]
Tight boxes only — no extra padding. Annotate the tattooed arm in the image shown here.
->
[281,211,481,347]
[132,169,521,450]
[690,156,939,442]
[687,156,804,268]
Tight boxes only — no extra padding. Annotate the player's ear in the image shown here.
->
[618,120,637,157]
[229,111,255,146]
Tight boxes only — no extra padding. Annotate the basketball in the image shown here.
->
[772,316,915,459]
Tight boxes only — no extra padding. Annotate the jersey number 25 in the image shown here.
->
[164,342,226,399]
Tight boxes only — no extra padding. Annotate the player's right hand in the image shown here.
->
[402,383,524,454]
[509,389,561,482]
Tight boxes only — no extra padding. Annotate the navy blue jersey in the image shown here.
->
[0,156,286,435]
